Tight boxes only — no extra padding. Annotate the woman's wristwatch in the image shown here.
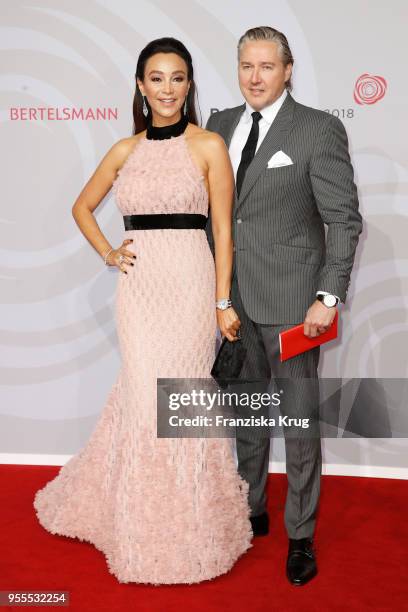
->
[216,298,232,310]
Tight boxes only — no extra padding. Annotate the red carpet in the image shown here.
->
[1,465,406,611]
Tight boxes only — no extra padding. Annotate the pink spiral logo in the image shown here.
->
[354,73,387,105]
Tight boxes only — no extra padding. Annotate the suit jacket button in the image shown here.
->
[237,218,242,224]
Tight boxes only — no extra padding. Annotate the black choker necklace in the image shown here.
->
[146,113,189,140]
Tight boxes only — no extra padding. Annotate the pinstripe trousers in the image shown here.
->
[230,271,322,539]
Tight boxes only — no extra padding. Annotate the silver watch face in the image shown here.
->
[216,299,230,310]
[323,294,337,307]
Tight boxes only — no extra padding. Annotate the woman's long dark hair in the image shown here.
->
[132,37,199,135]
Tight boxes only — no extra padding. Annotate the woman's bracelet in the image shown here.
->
[216,298,232,311]
[103,248,114,265]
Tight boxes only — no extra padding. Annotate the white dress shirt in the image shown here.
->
[229,88,340,304]
[229,89,288,179]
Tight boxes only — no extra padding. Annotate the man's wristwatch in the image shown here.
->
[317,294,338,308]
[216,298,232,311]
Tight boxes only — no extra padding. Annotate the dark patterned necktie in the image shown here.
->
[236,111,262,197]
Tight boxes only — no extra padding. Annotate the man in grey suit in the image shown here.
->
[206,27,362,585]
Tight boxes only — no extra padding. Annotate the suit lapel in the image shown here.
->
[216,105,245,202]
[218,104,245,148]
[235,93,296,214]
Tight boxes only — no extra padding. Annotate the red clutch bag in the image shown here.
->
[279,311,339,362]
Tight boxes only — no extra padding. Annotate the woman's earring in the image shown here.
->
[183,97,188,115]
[142,96,148,117]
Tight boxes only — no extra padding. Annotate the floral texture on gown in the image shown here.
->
[33,131,252,584]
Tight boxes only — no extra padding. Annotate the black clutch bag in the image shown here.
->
[210,331,247,389]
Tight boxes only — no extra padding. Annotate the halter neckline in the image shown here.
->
[146,113,189,140]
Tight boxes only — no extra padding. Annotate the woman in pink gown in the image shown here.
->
[33,37,252,584]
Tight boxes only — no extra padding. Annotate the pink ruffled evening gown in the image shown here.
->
[33,131,252,584]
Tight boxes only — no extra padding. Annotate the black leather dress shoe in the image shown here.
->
[250,512,269,536]
[286,537,317,585]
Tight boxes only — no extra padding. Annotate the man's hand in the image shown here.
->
[304,300,337,338]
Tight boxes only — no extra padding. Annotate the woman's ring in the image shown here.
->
[118,255,125,264]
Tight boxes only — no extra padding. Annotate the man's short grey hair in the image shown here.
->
[238,26,294,91]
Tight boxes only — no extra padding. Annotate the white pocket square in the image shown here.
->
[267,151,293,168]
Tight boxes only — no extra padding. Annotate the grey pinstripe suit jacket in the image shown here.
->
[205,92,363,324]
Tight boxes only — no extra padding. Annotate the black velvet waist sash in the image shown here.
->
[123,213,207,231]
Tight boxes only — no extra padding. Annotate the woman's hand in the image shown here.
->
[105,239,136,274]
[217,306,241,342]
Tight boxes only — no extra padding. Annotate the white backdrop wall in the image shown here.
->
[1,0,407,476]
